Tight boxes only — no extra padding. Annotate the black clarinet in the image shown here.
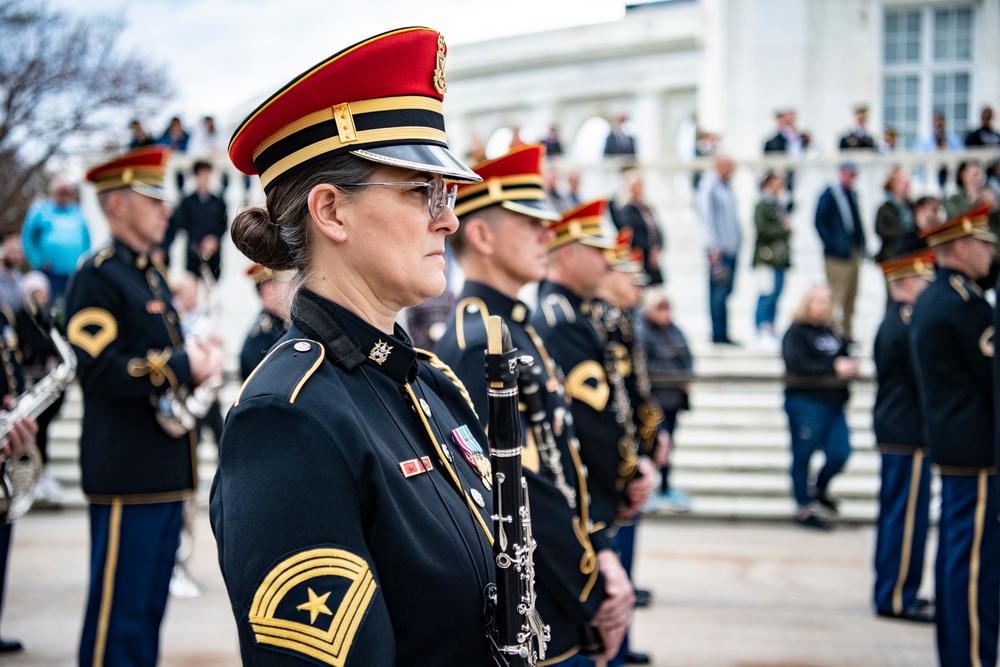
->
[518,362,605,656]
[485,315,549,666]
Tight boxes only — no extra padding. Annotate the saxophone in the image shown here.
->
[485,315,549,666]
[0,315,77,522]
[155,262,223,438]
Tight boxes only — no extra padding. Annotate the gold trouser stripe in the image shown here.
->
[259,127,447,190]
[93,499,123,667]
[253,95,445,159]
[968,471,987,667]
[403,384,493,547]
[891,450,923,615]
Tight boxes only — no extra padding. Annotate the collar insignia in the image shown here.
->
[369,339,393,365]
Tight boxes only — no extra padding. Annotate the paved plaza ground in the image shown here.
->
[0,510,935,666]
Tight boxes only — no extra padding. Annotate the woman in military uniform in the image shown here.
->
[211,28,500,666]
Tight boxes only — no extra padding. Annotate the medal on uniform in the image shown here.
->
[451,424,492,489]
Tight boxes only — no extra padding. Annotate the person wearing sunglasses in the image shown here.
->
[211,28,501,666]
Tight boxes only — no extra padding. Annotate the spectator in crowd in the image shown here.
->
[814,162,865,343]
[697,155,742,345]
[692,129,720,191]
[0,236,24,313]
[508,126,526,151]
[874,167,914,264]
[764,108,807,210]
[14,271,65,507]
[912,196,943,232]
[839,104,877,151]
[965,106,1000,148]
[752,171,791,350]
[540,125,563,157]
[128,119,156,149]
[565,169,582,208]
[162,161,227,280]
[617,168,665,284]
[21,176,91,304]
[881,127,899,153]
[187,115,238,198]
[604,113,637,157]
[637,286,693,512]
[157,116,189,153]
[465,132,487,164]
[782,284,859,530]
[944,161,1000,243]
[157,116,189,192]
[542,164,569,212]
[916,112,963,191]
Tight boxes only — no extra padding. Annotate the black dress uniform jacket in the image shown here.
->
[65,240,195,502]
[530,281,638,529]
[911,267,995,468]
[873,303,924,450]
[240,310,287,380]
[212,289,496,667]
[437,281,608,660]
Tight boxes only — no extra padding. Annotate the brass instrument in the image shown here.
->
[485,315,549,666]
[155,262,223,438]
[0,316,77,522]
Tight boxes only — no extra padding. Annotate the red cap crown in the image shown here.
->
[229,27,478,191]
[549,199,614,251]
[453,144,559,220]
[85,146,171,200]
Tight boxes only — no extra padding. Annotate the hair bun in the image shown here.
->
[231,207,296,271]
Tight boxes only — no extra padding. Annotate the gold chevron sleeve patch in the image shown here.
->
[248,547,378,667]
[565,360,609,411]
[67,308,118,358]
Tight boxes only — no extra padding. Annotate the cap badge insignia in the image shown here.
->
[369,340,392,365]
[452,424,492,489]
[433,33,448,94]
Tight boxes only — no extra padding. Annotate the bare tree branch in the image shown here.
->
[0,0,173,227]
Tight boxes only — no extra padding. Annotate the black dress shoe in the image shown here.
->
[0,638,23,653]
[877,605,934,624]
[634,588,653,608]
[624,650,651,664]
[813,492,840,513]
[914,598,934,610]
[795,513,832,530]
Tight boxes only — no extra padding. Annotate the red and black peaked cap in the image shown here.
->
[229,27,481,192]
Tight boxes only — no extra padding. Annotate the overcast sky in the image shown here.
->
[49,0,625,134]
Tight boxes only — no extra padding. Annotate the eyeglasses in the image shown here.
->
[337,179,458,220]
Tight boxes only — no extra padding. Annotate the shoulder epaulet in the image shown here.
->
[78,245,116,271]
[416,348,478,418]
[453,297,490,350]
[949,273,974,302]
[235,338,324,406]
[540,292,576,328]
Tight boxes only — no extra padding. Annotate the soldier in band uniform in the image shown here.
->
[529,201,655,564]
[438,144,634,665]
[910,203,999,666]
[239,264,291,380]
[211,28,503,665]
[65,146,224,665]
[591,230,666,665]
[871,233,935,624]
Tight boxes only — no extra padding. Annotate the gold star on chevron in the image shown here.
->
[296,587,333,624]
